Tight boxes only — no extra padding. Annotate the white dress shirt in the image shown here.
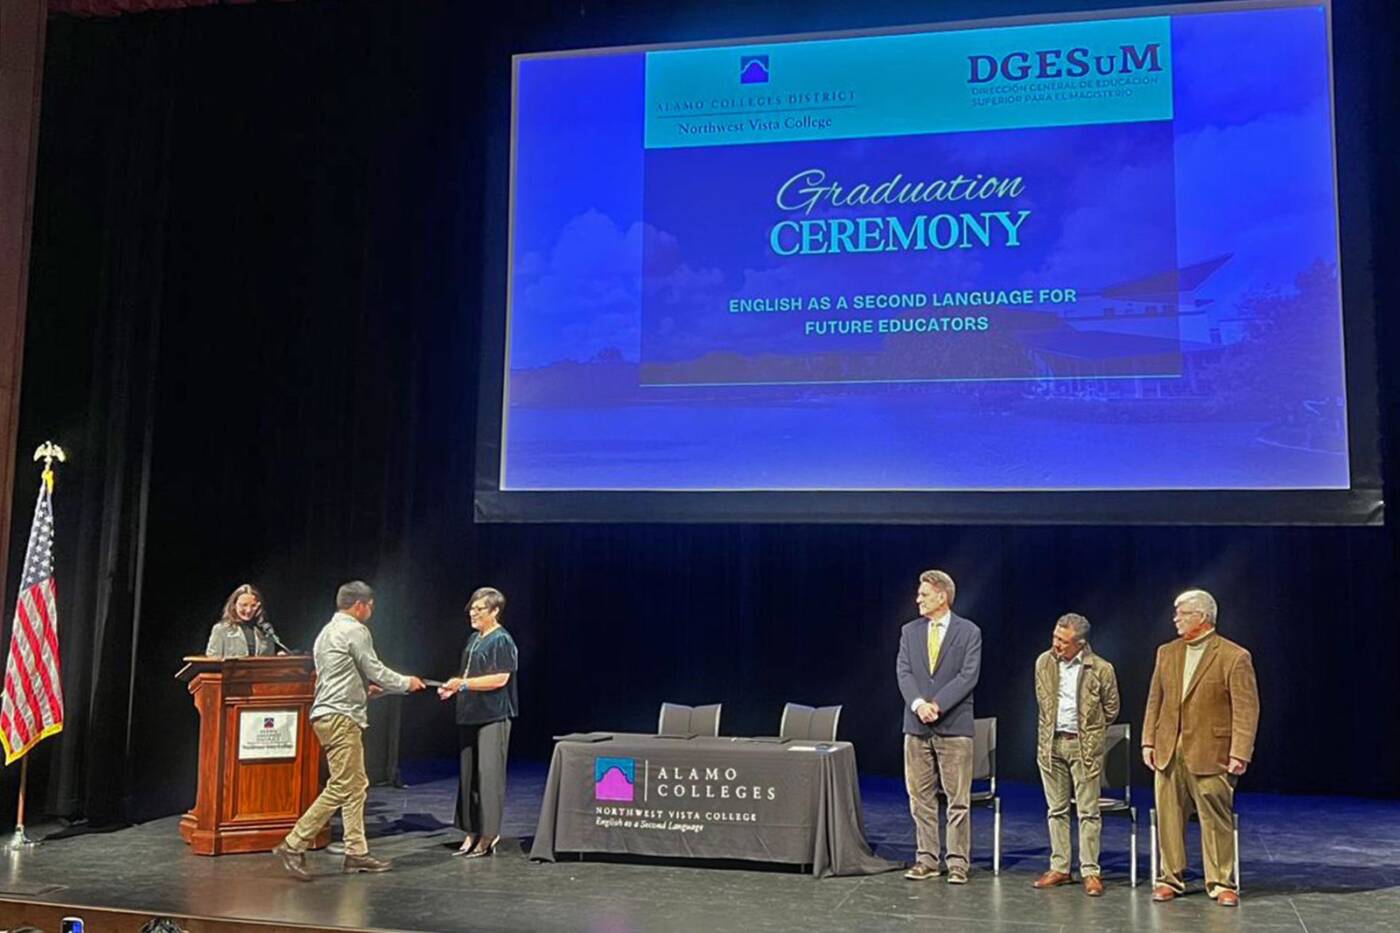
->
[1056,652,1083,733]
[912,611,951,712]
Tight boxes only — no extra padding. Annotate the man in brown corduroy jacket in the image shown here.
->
[1142,589,1260,908]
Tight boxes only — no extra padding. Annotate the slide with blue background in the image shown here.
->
[505,3,1346,492]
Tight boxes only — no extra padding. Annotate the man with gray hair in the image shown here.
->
[1143,589,1259,907]
[896,569,982,884]
[1032,613,1120,896]
[274,581,425,880]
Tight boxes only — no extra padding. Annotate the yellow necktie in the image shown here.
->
[928,622,943,674]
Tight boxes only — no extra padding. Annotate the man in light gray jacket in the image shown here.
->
[274,581,423,879]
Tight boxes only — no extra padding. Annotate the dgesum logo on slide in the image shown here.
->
[968,43,1163,83]
[739,54,770,84]
[595,757,636,801]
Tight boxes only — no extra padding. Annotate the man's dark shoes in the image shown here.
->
[1033,870,1074,889]
[903,863,941,881]
[273,842,312,881]
[343,852,393,873]
[1152,884,1178,902]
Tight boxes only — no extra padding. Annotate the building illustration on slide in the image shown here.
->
[1018,253,1234,397]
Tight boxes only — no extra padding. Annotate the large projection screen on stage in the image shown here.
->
[478,0,1382,525]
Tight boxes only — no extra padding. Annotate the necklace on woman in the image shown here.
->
[464,625,500,681]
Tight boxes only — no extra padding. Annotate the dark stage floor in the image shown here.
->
[2,762,1398,932]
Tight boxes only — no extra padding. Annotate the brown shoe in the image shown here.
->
[272,842,312,882]
[1083,875,1104,897]
[342,852,392,873]
[1152,884,1178,902]
[903,863,941,881]
[1216,890,1240,907]
[1033,870,1074,889]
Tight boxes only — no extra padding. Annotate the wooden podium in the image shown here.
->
[177,655,330,855]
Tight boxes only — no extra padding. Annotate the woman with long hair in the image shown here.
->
[204,583,278,658]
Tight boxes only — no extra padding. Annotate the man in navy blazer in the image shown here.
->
[896,569,983,883]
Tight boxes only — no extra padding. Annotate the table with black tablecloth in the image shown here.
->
[529,733,898,878]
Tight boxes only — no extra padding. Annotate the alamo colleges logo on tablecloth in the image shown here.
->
[595,757,636,801]
[589,757,785,840]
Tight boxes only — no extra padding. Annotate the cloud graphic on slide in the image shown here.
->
[1170,104,1337,307]
[1026,133,1176,289]
[1171,9,1326,132]
[511,210,729,368]
[512,210,642,367]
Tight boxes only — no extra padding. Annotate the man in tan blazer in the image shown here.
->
[1142,589,1259,907]
[1032,613,1120,896]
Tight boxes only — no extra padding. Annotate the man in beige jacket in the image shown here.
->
[1032,613,1120,896]
[1142,589,1259,907]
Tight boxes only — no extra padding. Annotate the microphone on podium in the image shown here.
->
[255,613,293,654]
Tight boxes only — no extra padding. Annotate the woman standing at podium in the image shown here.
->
[204,583,279,658]
[439,586,519,858]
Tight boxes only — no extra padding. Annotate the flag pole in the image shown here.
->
[2,756,35,850]
[1,442,65,853]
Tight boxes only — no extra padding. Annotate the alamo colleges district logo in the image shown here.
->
[595,757,636,801]
[740,54,769,84]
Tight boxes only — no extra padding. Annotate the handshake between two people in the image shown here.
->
[367,676,428,699]
[365,677,463,700]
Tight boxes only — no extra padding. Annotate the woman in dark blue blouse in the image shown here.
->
[438,586,519,858]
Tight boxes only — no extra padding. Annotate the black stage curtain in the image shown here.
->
[7,0,484,824]
[5,0,1399,827]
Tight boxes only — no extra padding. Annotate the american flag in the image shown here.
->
[0,480,63,764]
